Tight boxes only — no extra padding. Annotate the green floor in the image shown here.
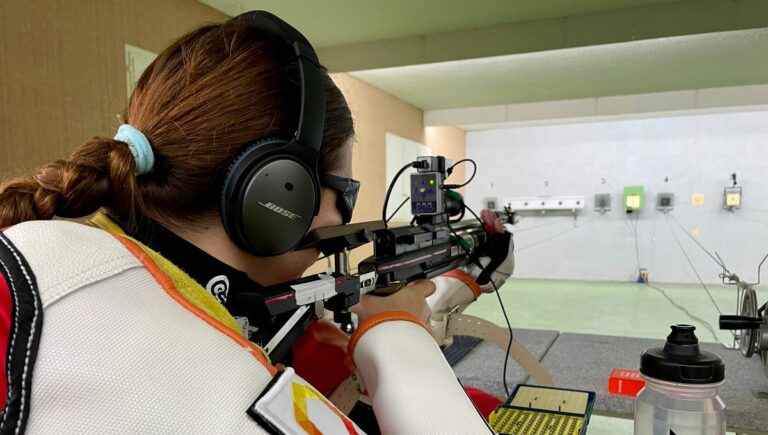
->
[466,278,741,434]
[466,278,737,344]
[586,415,736,435]
[587,415,635,435]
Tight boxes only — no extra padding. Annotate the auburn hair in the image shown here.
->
[0,20,354,230]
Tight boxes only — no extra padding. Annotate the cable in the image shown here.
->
[669,213,730,274]
[490,278,513,398]
[756,252,768,286]
[632,213,641,273]
[714,252,727,272]
[649,217,659,275]
[446,221,479,265]
[646,282,722,344]
[515,221,591,252]
[382,161,417,228]
[646,215,731,342]
[664,215,723,315]
[464,203,484,226]
[446,221,513,397]
[385,196,410,224]
[444,159,477,189]
[483,217,515,398]
[624,214,640,275]
[623,216,633,236]
[513,219,571,233]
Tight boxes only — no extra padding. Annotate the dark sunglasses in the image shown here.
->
[321,174,360,224]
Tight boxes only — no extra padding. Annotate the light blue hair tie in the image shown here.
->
[114,124,155,175]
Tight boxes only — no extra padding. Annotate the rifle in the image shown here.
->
[230,156,512,361]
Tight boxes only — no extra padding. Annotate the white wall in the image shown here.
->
[466,111,768,284]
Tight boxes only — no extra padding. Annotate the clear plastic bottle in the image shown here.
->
[634,325,726,435]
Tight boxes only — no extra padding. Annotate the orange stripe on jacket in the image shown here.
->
[347,311,428,357]
[442,269,483,299]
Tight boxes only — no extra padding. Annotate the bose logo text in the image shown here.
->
[258,202,302,220]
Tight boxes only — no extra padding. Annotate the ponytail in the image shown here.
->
[0,138,140,228]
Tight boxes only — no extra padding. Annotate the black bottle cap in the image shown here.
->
[640,325,725,384]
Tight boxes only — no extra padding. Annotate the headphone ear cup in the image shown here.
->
[221,138,320,256]
[221,137,281,237]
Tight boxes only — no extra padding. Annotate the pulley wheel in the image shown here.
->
[738,288,758,357]
[760,308,768,378]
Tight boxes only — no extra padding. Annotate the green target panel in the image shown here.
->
[623,186,645,212]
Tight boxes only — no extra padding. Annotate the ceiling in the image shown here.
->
[199,0,678,47]
[200,1,768,117]
[350,28,768,110]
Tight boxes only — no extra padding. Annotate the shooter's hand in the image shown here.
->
[428,209,513,319]
[481,208,506,234]
[468,208,514,292]
[352,280,436,325]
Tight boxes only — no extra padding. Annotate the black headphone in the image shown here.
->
[220,11,327,256]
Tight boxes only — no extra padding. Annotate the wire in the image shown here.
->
[481,213,515,397]
[490,278,513,398]
[446,221,479,264]
[645,282,722,344]
[757,252,768,286]
[624,214,640,275]
[382,161,417,228]
[445,159,477,189]
[386,196,410,224]
[446,221,513,397]
[632,213,641,273]
[714,252,727,272]
[664,215,723,315]
[515,220,591,252]
[512,219,571,233]
[464,203,484,226]
[623,216,634,236]
[669,213,730,274]
[649,217,659,275]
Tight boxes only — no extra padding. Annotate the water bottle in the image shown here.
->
[634,324,726,435]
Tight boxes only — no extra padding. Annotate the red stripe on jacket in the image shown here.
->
[0,270,11,409]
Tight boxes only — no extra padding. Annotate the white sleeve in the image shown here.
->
[350,315,492,434]
[427,275,477,319]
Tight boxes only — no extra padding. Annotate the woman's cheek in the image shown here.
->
[277,248,323,280]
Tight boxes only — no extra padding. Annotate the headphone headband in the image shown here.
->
[221,11,326,256]
[231,11,326,152]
